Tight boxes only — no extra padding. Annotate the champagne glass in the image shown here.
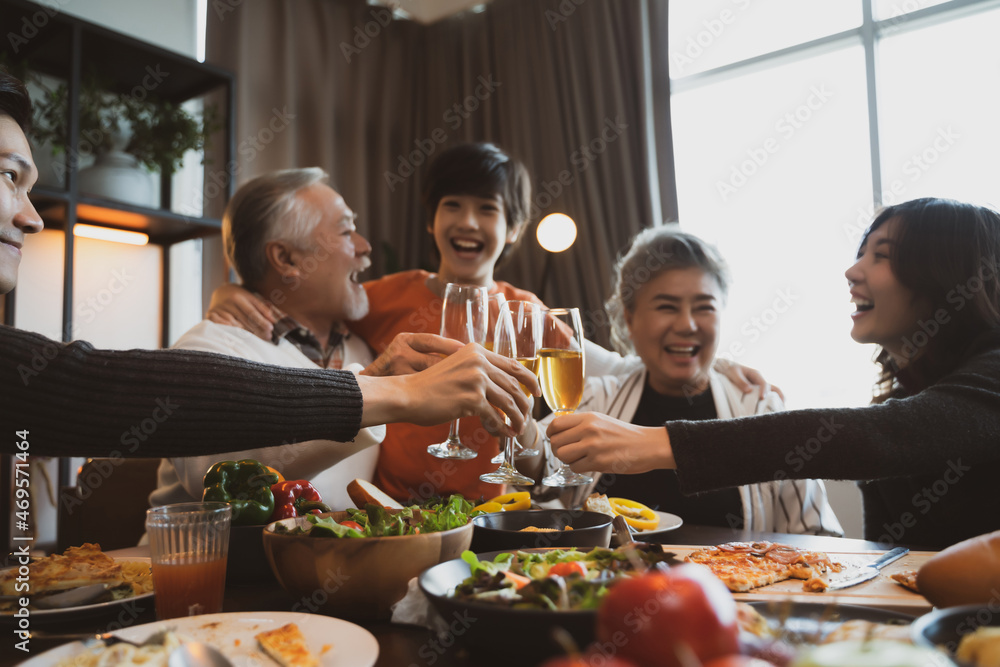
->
[480,301,536,485]
[539,307,592,487]
[490,299,542,463]
[427,283,489,460]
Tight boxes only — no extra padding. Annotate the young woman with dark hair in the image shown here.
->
[550,198,1000,549]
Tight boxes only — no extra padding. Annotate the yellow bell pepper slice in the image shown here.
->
[473,501,503,513]
[609,497,660,532]
[473,491,531,513]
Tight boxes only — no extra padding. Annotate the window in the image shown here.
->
[669,0,1000,411]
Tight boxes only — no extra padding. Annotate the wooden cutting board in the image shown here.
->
[667,546,935,615]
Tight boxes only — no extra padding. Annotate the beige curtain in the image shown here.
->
[206,0,675,347]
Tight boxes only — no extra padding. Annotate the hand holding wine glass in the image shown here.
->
[427,283,489,460]
[539,307,592,487]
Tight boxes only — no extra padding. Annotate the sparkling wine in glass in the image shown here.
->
[480,301,537,485]
[427,283,488,460]
[539,307,592,487]
[490,299,543,464]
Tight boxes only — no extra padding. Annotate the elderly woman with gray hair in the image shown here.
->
[535,225,843,535]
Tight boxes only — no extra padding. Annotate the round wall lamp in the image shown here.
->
[536,213,577,253]
[535,213,578,300]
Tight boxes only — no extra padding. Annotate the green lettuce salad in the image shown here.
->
[454,545,674,611]
[272,494,477,538]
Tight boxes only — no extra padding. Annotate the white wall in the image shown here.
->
[17,0,205,349]
[36,0,199,57]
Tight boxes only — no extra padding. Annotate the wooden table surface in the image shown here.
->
[3,525,925,667]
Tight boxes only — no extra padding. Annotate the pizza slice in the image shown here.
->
[685,541,839,593]
[256,623,320,667]
[890,570,920,593]
[0,543,122,596]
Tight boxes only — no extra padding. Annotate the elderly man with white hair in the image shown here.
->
[154,169,419,508]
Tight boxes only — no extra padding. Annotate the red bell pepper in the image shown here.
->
[269,480,331,521]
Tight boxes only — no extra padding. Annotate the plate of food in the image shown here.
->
[418,544,679,661]
[0,544,155,624]
[583,494,683,543]
[18,611,378,667]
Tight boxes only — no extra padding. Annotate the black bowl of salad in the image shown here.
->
[418,544,675,660]
[470,509,613,553]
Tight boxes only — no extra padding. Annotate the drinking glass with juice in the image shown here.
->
[146,502,231,620]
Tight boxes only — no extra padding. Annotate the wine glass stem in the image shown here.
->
[500,431,517,471]
[446,418,461,445]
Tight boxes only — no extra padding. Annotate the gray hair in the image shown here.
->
[222,167,329,288]
[606,224,730,355]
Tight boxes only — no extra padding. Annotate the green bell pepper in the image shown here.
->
[202,459,279,525]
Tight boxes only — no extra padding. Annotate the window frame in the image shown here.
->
[669,0,1000,212]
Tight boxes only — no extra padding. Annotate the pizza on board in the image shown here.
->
[685,541,842,592]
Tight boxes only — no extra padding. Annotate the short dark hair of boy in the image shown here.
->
[422,142,532,266]
[0,68,32,133]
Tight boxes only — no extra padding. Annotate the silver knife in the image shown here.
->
[825,546,909,591]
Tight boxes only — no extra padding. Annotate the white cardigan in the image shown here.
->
[150,320,384,511]
[539,367,844,536]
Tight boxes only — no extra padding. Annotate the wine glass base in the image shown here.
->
[427,442,478,460]
[480,467,534,485]
[541,469,593,487]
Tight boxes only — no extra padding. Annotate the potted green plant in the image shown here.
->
[30,72,219,208]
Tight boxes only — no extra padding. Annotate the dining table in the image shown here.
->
[3,525,924,667]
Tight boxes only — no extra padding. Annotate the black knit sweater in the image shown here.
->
[1,325,363,457]
[670,331,1000,549]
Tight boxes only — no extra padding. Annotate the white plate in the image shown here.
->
[20,611,379,667]
[633,511,683,538]
[0,557,154,624]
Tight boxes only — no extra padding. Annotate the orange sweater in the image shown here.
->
[349,270,544,501]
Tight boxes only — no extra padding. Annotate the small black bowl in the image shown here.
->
[911,603,1000,665]
[470,509,612,553]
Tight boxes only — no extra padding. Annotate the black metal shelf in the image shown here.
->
[30,186,222,244]
[1,0,237,556]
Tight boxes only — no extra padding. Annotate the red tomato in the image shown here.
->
[549,561,588,578]
[340,520,364,531]
[596,564,739,667]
